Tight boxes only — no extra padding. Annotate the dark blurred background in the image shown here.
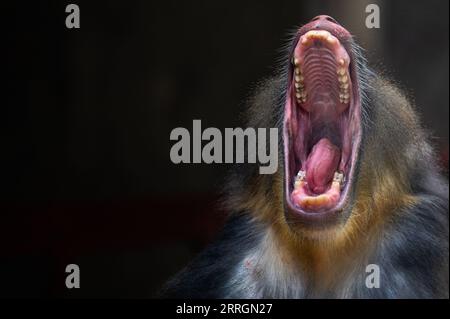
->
[1,0,448,297]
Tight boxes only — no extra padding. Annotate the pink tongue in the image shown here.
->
[305,138,341,194]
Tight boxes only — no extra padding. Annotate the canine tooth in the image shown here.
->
[338,59,345,66]
[333,172,344,184]
[296,170,306,181]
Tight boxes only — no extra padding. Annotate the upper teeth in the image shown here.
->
[294,64,306,104]
[301,30,337,45]
[293,30,351,106]
[338,72,350,104]
[294,62,349,105]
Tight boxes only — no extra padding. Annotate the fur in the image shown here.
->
[160,31,449,299]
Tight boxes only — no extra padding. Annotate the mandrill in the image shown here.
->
[161,15,449,298]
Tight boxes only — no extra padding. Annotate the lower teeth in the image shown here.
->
[333,171,344,184]
[293,170,344,190]
[291,169,345,211]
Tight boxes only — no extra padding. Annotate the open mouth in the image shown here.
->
[284,24,362,221]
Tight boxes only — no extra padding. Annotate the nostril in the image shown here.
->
[325,16,337,23]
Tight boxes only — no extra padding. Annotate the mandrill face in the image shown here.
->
[283,16,364,230]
